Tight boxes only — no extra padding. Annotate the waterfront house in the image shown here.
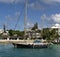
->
[51,23,60,43]
[26,28,41,40]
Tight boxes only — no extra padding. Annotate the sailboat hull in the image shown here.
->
[13,43,48,48]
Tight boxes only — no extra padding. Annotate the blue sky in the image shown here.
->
[0,0,60,30]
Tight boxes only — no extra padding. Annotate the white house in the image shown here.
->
[0,29,4,34]
[51,23,60,42]
[51,24,60,28]
[51,23,60,35]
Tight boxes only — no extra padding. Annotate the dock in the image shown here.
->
[0,38,34,44]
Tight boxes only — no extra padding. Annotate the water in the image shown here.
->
[0,44,60,57]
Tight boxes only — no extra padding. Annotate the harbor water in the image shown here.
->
[0,44,60,57]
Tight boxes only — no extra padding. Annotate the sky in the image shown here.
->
[0,0,60,30]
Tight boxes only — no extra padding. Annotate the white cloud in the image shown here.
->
[40,0,60,5]
[5,11,20,21]
[28,0,60,11]
[28,3,34,7]
[41,14,51,21]
[50,0,60,2]
[41,14,60,23]
[14,11,20,19]
[51,14,60,23]
[5,15,12,20]
[41,14,47,20]
[41,0,60,4]
[29,1,45,10]
[27,22,33,27]
[0,0,25,4]
[53,0,60,2]
[1,0,60,4]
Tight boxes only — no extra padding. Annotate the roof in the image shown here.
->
[51,24,60,28]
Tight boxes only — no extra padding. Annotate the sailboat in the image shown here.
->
[12,0,50,48]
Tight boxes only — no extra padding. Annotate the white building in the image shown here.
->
[51,23,60,35]
[0,29,4,34]
[51,23,60,42]
[0,29,9,36]
[26,28,41,39]
[51,24,60,28]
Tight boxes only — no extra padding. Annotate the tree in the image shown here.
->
[32,22,38,30]
[9,29,14,36]
[41,28,51,40]
[3,24,6,33]
[9,29,24,37]
[50,29,59,42]
[41,28,59,42]
[15,30,24,36]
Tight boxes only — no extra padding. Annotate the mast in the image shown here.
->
[24,0,27,38]
[41,15,44,38]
